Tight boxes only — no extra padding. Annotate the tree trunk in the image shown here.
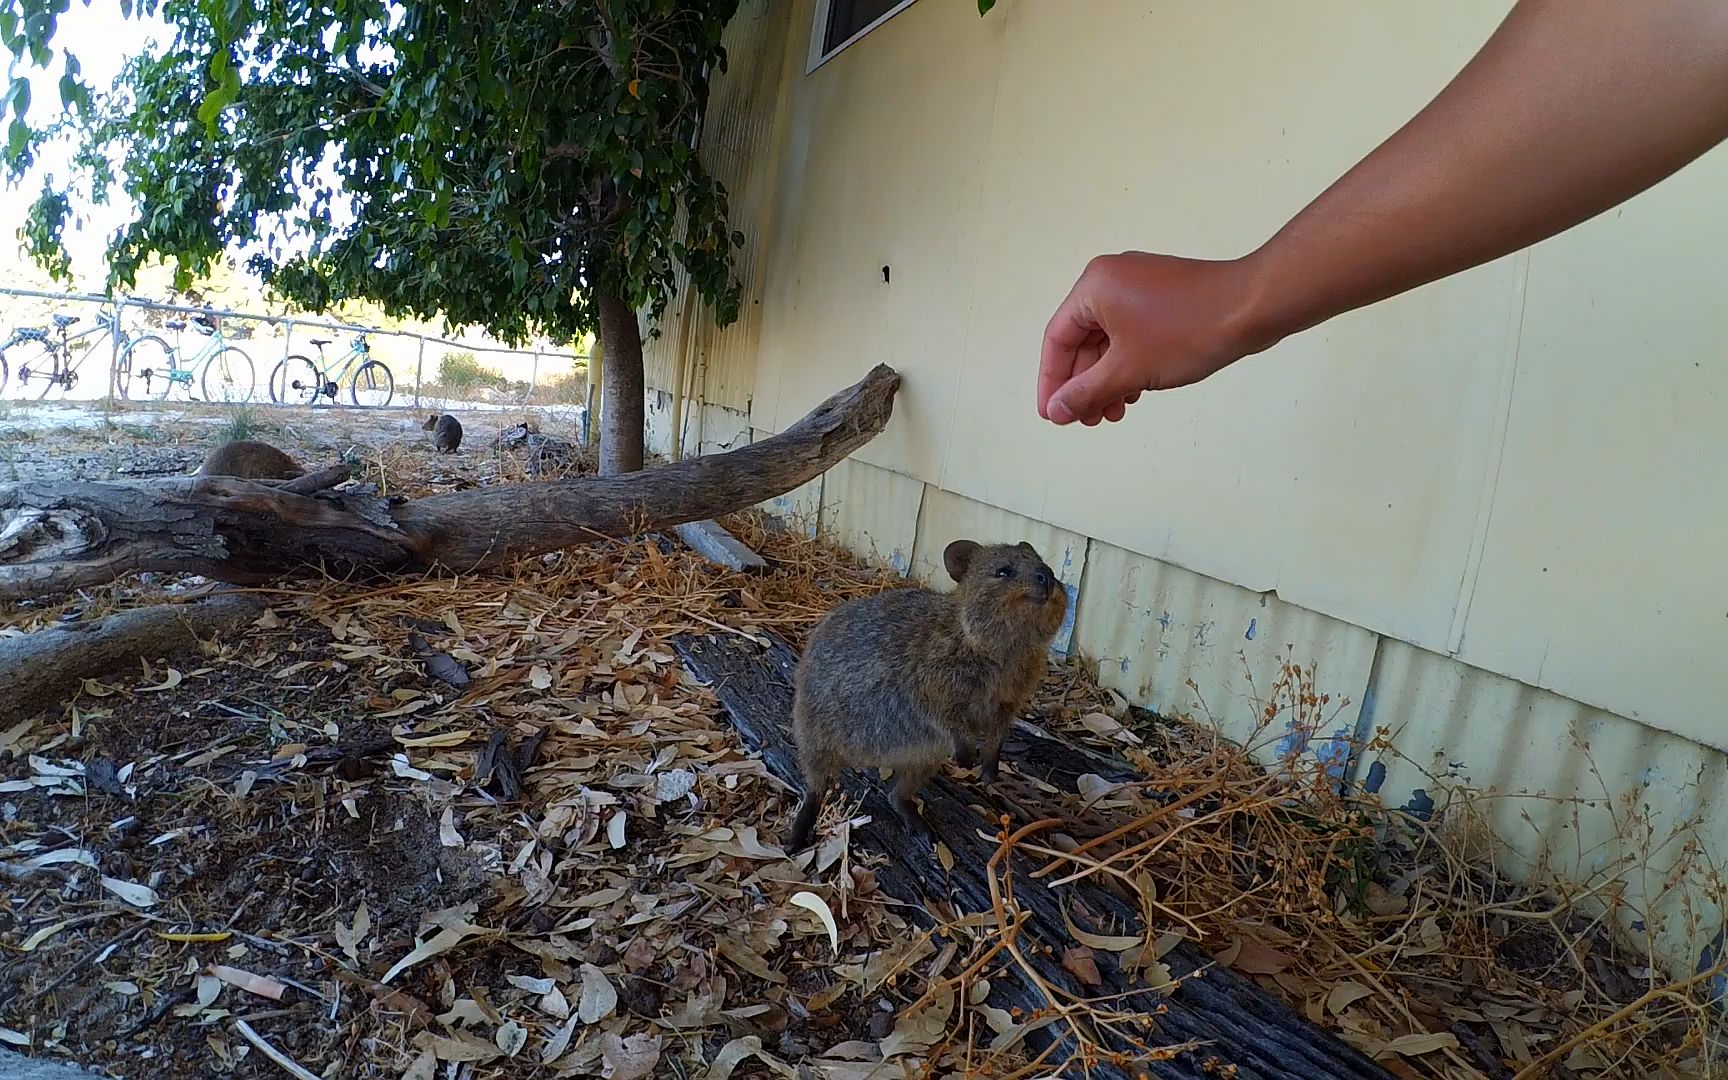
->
[0,364,899,601]
[0,592,266,722]
[596,288,645,476]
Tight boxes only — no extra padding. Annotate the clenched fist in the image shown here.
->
[1036,252,1277,426]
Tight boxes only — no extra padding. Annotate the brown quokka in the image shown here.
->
[196,439,304,480]
[424,413,462,452]
[787,539,1069,851]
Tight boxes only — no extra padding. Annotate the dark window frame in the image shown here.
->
[807,0,920,73]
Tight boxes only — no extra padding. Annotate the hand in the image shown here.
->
[1037,252,1274,426]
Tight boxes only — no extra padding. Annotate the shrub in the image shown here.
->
[438,351,506,390]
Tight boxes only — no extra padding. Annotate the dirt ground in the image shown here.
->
[0,400,1719,1080]
[0,400,946,1079]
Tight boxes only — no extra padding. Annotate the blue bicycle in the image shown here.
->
[115,311,257,403]
[269,332,394,407]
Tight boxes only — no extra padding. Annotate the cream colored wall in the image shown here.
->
[744,0,1728,754]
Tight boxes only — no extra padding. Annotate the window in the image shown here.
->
[808,0,919,72]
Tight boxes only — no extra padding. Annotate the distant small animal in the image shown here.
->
[424,413,462,452]
[787,539,1069,850]
[196,439,304,480]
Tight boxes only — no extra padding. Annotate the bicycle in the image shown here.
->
[269,331,395,407]
[115,311,257,403]
[0,306,124,400]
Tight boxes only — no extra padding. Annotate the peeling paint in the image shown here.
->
[1363,759,1387,794]
[1312,728,1353,781]
[1245,617,1257,641]
[1276,722,1312,760]
[1696,926,1728,1004]
[1054,581,1079,656]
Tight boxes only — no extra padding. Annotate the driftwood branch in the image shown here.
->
[0,592,266,721]
[0,365,899,601]
[672,631,1395,1080]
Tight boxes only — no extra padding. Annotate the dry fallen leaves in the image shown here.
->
[0,424,1714,1080]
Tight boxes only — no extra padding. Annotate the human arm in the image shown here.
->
[1038,0,1728,426]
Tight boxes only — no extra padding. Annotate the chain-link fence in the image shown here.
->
[0,285,591,422]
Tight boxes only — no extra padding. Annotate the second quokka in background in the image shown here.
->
[786,538,1068,850]
[423,413,462,452]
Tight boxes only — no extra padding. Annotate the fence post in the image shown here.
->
[280,319,296,403]
[413,336,426,411]
[585,345,602,448]
[529,348,540,408]
[108,298,125,407]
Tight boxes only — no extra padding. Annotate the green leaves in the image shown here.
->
[3,0,748,353]
[3,72,28,117]
[6,118,29,162]
[978,0,996,13]
[2,56,34,165]
[196,48,241,134]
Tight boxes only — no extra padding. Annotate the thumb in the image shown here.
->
[1047,349,1142,426]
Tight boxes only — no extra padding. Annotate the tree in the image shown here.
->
[2,0,746,474]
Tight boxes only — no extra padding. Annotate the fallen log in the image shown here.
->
[0,364,899,601]
[0,592,266,722]
[673,631,1395,1080]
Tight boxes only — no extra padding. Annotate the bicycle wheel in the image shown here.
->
[269,355,324,405]
[33,359,75,401]
[41,338,107,402]
[116,335,175,401]
[0,336,52,400]
[202,345,256,404]
[349,359,394,407]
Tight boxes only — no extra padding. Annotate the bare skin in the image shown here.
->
[1038,0,1728,427]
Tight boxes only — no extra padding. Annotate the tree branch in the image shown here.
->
[0,365,901,600]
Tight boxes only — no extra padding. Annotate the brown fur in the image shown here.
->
[196,440,304,480]
[787,539,1068,850]
[423,413,462,452]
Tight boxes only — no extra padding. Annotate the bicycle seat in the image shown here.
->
[165,319,187,331]
[52,314,79,328]
[308,338,332,347]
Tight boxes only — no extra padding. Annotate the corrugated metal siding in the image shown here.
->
[697,403,752,457]
[1072,540,1378,763]
[1354,637,1728,983]
[643,388,678,458]
[908,487,1088,656]
[818,458,924,576]
[754,428,823,536]
[753,469,1726,982]
[641,0,794,414]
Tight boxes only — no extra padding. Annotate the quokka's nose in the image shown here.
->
[1032,567,1055,601]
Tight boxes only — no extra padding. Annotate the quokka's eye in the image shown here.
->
[995,565,1013,579]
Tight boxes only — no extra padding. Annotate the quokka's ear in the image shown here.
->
[943,539,982,583]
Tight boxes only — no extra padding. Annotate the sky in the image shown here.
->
[0,0,171,288]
